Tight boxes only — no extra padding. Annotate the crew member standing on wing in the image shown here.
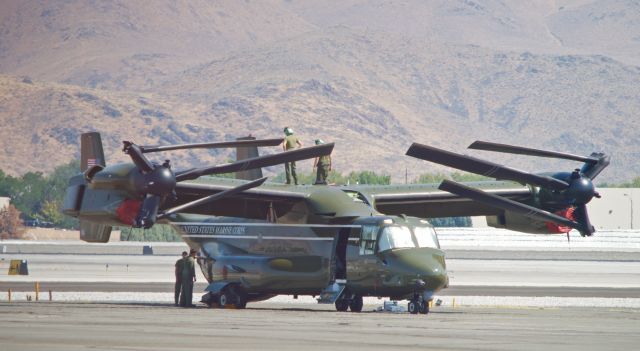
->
[282,127,303,185]
[313,139,331,185]
[180,249,197,307]
[174,251,188,306]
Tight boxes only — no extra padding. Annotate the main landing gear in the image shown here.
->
[407,294,430,315]
[335,294,363,312]
[203,284,247,309]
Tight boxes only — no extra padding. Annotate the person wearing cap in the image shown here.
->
[282,127,303,185]
[180,249,197,307]
[174,251,188,306]
[313,139,331,185]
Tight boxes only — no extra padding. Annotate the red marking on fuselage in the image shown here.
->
[545,207,575,234]
[116,199,142,225]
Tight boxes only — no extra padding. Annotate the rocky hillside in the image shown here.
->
[1,0,639,183]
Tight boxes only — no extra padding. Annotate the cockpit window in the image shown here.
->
[378,226,415,252]
[359,225,378,255]
[413,226,440,249]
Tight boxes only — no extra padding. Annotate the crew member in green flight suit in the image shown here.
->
[174,251,188,306]
[313,139,331,185]
[180,249,197,307]
[282,127,303,185]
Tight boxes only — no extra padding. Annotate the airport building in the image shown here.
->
[587,188,640,230]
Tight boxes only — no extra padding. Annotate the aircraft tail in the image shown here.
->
[78,132,112,242]
[80,132,106,172]
[235,136,264,180]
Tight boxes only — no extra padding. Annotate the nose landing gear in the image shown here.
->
[408,293,430,315]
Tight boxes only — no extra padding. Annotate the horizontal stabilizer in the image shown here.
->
[79,220,112,243]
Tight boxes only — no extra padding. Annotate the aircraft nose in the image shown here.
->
[386,248,448,291]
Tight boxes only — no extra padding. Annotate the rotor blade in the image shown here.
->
[175,143,334,182]
[406,143,569,191]
[581,153,611,180]
[123,141,154,173]
[438,180,584,231]
[573,204,596,237]
[159,177,268,217]
[468,141,598,164]
[140,138,284,153]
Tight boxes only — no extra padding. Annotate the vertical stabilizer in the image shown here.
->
[79,220,113,243]
[77,132,112,242]
[81,132,106,171]
[235,136,263,180]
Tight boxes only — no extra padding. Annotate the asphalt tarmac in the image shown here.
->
[3,251,639,290]
[1,234,639,350]
[1,301,638,351]
[2,281,640,298]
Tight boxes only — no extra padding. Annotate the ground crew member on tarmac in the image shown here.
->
[174,251,188,306]
[282,127,303,185]
[313,139,331,185]
[180,249,197,307]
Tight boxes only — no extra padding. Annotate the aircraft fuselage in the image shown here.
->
[170,213,448,306]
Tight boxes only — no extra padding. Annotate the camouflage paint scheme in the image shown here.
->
[65,172,528,312]
[64,132,606,313]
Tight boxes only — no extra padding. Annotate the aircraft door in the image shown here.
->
[330,227,350,282]
[354,224,380,294]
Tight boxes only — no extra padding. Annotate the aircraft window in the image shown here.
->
[342,190,371,206]
[359,225,378,255]
[378,226,415,252]
[413,226,440,249]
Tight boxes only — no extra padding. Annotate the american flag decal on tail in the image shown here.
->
[80,132,106,171]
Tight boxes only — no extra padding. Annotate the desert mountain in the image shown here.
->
[0,0,639,183]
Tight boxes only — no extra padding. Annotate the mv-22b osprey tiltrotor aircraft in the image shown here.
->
[63,132,609,315]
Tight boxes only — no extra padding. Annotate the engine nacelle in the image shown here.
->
[64,174,134,225]
[486,208,574,235]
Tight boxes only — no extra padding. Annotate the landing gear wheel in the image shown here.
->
[418,300,430,314]
[349,295,363,312]
[408,300,418,314]
[335,299,349,312]
[219,285,247,309]
[232,286,248,309]
[201,292,214,308]
[218,289,232,308]
[235,296,247,309]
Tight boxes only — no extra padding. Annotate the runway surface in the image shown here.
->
[2,229,640,300]
[1,228,640,350]
[1,301,639,351]
[4,281,640,298]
